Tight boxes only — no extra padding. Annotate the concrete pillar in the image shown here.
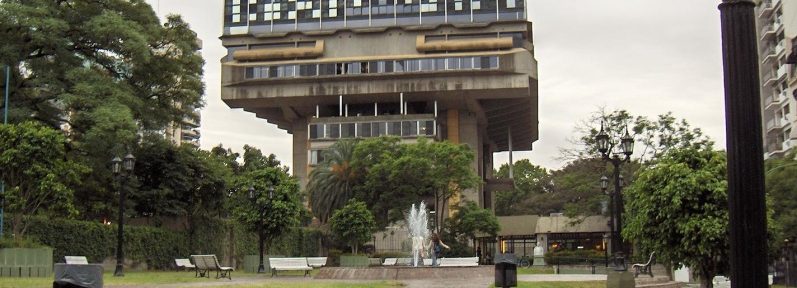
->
[458,110,480,208]
[292,119,309,190]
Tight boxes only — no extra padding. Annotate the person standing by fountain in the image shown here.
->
[428,232,450,266]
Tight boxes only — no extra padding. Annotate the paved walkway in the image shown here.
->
[108,273,607,288]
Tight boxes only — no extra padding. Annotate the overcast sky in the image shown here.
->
[145,0,727,170]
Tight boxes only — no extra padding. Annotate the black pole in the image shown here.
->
[719,1,768,287]
[258,228,265,273]
[114,175,126,277]
[612,157,626,269]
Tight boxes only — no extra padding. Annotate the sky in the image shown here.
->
[145,0,727,171]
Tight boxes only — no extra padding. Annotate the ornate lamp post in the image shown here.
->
[600,175,612,267]
[595,122,634,271]
[250,185,274,273]
[112,153,135,277]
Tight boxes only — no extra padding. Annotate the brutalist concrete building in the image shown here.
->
[219,0,538,211]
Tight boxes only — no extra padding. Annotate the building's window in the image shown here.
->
[245,67,255,78]
[402,121,418,136]
[341,123,356,138]
[299,64,318,76]
[309,124,324,139]
[420,59,434,71]
[387,122,401,135]
[310,150,326,165]
[406,59,420,72]
[347,62,362,74]
[372,122,387,136]
[325,123,340,138]
[461,57,474,69]
[446,57,460,70]
[319,63,336,75]
[420,120,434,136]
[395,60,406,72]
[434,58,446,71]
[357,122,372,137]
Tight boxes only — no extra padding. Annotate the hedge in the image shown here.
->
[543,249,606,265]
[4,216,322,269]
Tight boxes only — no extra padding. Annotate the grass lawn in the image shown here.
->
[0,270,399,288]
[517,266,555,275]
[490,281,605,288]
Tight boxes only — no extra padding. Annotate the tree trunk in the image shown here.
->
[700,268,714,288]
[12,214,23,241]
[353,242,358,254]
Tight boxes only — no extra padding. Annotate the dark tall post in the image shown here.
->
[258,229,265,273]
[114,176,126,277]
[612,157,624,263]
[719,1,768,287]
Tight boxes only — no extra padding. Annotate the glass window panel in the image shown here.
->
[299,64,318,76]
[325,123,340,138]
[461,57,473,69]
[309,124,323,139]
[384,60,394,73]
[402,121,418,136]
[395,60,405,72]
[434,58,445,71]
[454,2,462,10]
[347,62,361,74]
[420,120,435,135]
[319,63,336,75]
[245,67,255,79]
[420,59,434,71]
[447,57,460,70]
[372,122,387,136]
[329,8,338,17]
[488,56,499,69]
[472,1,480,9]
[407,59,420,72]
[232,14,241,22]
[268,66,278,77]
[341,123,356,138]
[479,57,491,69]
[388,122,401,136]
[357,122,372,137]
[233,6,241,13]
[506,0,515,8]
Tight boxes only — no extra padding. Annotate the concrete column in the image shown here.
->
[292,118,310,190]
[458,111,480,208]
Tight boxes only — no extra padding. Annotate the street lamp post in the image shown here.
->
[595,122,634,271]
[112,153,135,277]
[600,175,612,267]
[250,185,274,274]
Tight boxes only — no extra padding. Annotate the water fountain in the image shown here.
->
[406,201,430,267]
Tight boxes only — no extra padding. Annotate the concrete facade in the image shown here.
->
[219,0,539,211]
[755,0,797,159]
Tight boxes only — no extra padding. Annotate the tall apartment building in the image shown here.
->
[219,0,539,211]
[756,0,797,159]
[165,109,201,146]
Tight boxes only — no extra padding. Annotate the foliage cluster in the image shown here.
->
[543,249,605,265]
[4,216,320,269]
[329,200,376,254]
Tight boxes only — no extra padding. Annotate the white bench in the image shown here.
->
[439,257,479,267]
[306,257,328,268]
[64,256,88,265]
[175,258,196,273]
[382,258,397,266]
[269,257,312,277]
[423,258,433,266]
[191,254,233,280]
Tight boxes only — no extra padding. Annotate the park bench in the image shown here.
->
[191,255,233,280]
[175,258,196,273]
[632,252,655,278]
[306,257,328,268]
[64,256,89,265]
[423,258,432,266]
[439,257,479,267]
[382,258,397,266]
[269,257,312,277]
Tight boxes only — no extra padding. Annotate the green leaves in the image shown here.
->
[329,200,376,254]
[0,122,88,239]
[623,147,729,281]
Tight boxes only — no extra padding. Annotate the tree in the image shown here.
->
[0,122,88,240]
[329,199,376,254]
[229,166,303,257]
[307,139,358,223]
[766,151,797,243]
[447,201,500,243]
[494,160,552,216]
[623,147,728,288]
[0,0,205,219]
[561,108,712,163]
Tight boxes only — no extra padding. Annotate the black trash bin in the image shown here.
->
[494,253,517,288]
[53,264,103,288]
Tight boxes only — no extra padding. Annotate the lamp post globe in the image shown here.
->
[596,122,610,154]
[600,175,609,192]
[111,157,122,175]
[123,154,135,172]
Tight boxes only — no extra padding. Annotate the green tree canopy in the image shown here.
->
[229,166,303,252]
[329,199,376,254]
[494,159,552,216]
[0,122,88,240]
[766,151,797,243]
[308,139,358,224]
[623,147,728,288]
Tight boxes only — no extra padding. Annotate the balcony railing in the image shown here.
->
[759,1,773,18]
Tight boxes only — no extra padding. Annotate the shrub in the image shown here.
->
[543,249,605,265]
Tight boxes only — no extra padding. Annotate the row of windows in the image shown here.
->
[308,120,435,140]
[244,56,499,79]
[225,0,524,25]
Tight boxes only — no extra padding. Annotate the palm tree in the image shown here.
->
[308,139,358,223]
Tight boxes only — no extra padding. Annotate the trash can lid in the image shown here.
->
[494,253,517,264]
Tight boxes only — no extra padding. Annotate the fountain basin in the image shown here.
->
[315,266,493,280]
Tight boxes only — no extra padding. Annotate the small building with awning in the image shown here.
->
[478,214,611,262]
